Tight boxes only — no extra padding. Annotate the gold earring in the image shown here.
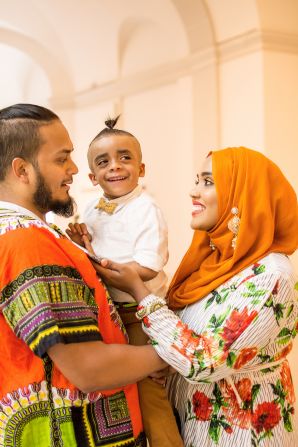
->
[209,239,216,251]
[228,207,240,249]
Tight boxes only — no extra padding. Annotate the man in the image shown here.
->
[0,104,165,447]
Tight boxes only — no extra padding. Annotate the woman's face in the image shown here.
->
[189,156,218,231]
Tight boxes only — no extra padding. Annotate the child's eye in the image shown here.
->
[97,159,108,166]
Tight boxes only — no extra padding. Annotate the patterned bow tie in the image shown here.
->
[95,197,118,214]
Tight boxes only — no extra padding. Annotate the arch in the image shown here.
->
[171,0,215,51]
[0,27,74,103]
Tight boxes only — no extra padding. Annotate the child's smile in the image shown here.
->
[88,134,145,199]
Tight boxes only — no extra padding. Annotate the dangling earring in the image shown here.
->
[228,207,240,249]
[209,239,216,251]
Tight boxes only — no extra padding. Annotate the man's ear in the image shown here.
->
[88,172,99,186]
[11,158,32,184]
[139,163,145,178]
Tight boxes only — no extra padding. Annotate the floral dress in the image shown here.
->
[142,253,298,446]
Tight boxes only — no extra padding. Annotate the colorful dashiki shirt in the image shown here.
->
[0,206,145,447]
[142,253,298,446]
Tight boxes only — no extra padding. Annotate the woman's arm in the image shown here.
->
[94,259,297,383]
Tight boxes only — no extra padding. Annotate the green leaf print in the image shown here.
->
[242,282,267,299]
[294,282,298,291]
[187,363,195,379]
[252,264,266,275]
[273,303,285,324]
[209,416,220,444]
[282,406,293,432]
[226,351,236,367]
[264,295,273,307]
[286,304,294,318]
[251,384,261,403]
[208,307,231,333]
[277,328,292,345]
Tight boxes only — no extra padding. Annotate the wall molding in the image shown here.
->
[219,29,298,63]
[52,29,298,109]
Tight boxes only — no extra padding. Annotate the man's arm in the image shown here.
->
[48,340,166,393]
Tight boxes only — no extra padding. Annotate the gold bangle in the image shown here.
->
[136,296,166,320]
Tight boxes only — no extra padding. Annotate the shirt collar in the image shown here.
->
[0,201,43,221]
[103,184,143,212]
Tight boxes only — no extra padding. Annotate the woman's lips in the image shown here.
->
[192,201,205,216]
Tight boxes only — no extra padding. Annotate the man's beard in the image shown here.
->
[33,169,76,218]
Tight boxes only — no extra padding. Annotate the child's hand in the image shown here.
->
[66,223,92,247]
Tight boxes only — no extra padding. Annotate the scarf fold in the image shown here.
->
[168,147,298,309]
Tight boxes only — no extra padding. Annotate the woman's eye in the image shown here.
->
[204,178,214,186]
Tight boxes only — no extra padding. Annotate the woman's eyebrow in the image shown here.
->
[200,171,213,176]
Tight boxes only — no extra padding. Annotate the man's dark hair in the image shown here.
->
[0,103,59,181]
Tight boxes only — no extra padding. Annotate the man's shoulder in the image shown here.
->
[0,210,61,239]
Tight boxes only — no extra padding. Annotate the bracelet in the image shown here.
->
[135,295,167,320]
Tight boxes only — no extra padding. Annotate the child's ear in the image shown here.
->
[88,172,99,186]
[11,157,32,184]
[139,163,145,178]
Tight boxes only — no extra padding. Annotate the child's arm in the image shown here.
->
[125,261,158,281]
[66,223,92,247]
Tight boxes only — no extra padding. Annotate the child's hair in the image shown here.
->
[88,115,142,169]
[89,115,136,146]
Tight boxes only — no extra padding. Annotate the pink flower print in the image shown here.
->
[88,391,101,403]
[0,404,9,416]
[57,388,67,404]
[69,389,79,404]
[1,396,13,409]
[20,386,31,403]
[11,390,21,405]
[30,382,41,400]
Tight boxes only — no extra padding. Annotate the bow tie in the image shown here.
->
[95,197,118,214]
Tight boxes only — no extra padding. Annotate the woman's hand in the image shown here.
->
[91,259,150,302]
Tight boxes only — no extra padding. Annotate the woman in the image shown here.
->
[94,147,298,446]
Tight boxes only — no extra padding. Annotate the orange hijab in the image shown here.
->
[168,147,298,309]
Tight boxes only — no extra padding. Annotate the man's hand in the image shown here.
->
[66,223,92,247]
[91,259,150,302]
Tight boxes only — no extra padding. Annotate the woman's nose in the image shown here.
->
[189,185,200,198]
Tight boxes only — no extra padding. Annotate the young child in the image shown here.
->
[67,116,183,447]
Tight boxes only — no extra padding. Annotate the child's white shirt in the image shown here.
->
[83,185,168,303]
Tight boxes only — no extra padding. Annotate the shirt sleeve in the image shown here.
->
[132,201,169,272]
[0,226,102,358]
[140,271,297,383]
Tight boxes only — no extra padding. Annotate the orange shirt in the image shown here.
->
[0,207,145,447]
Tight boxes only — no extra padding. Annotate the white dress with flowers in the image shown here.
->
[142,253,298,446]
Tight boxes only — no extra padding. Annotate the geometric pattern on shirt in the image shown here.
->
[0,209,62,239]
[0,264,101,357]
[72,391,135,446]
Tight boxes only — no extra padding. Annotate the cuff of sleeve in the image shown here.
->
[136,294,167,320]
[133,252,165,272]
